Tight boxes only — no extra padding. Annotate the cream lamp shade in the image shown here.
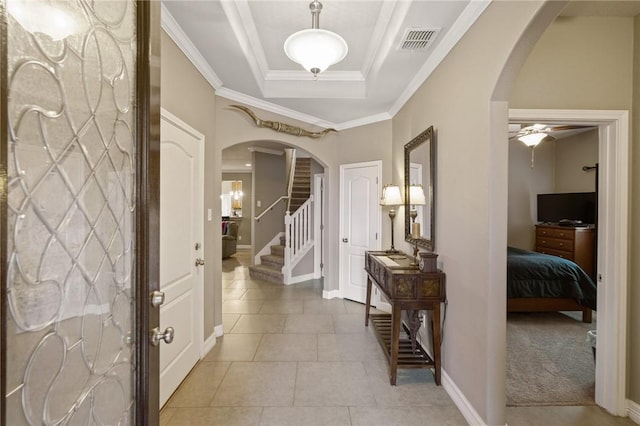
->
[409,184,426,205]
[380,185,403,206]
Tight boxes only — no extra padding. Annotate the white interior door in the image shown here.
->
[159,110,204,407]
[340,161,381,303]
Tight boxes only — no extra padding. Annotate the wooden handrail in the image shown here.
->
[254,195,289,221]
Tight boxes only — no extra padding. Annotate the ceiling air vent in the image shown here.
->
[399,28,440,51]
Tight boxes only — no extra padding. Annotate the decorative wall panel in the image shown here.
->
[4,1,137,423]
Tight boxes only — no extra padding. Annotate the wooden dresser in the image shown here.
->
[364,251,446,386]
[535,224,595,277]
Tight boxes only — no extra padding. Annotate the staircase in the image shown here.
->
[248,235,286,284]
[249,157,314,285]
[288,158,311,213]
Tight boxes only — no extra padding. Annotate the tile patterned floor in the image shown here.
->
[160,249,635,426]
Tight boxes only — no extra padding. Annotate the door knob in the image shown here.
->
[150,290,165,308]
[150,326,175,346]
[195,258,205,266]
[342,238,348,243]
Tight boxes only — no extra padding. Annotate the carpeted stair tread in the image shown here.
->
[271,244,285,256]
[248,264,284,284]
[261,254,284,268]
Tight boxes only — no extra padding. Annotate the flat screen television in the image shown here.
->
[537,192,596,225]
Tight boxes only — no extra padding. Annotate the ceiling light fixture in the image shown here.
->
[517,130,554,169]
[518,132,548,147]
[284,0,348,79]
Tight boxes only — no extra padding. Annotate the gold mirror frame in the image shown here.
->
[404,126,435,251]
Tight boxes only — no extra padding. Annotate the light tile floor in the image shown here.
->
[160,249,635,426]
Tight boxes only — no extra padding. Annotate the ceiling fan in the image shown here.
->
[508,123,594,143]
[508,123,594,169]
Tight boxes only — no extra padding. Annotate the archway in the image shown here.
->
[491,2,629,420]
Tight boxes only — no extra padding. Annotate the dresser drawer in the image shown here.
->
[536,247,575,261]
[536,227,574,240]
[536,236,573,251]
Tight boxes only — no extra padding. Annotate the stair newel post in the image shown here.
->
[284,210,292,283]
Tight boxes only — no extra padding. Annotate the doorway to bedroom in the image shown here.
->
[506,119,598,407]
[505,109,629,412]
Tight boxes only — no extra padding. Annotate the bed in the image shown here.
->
[506,246,596,323]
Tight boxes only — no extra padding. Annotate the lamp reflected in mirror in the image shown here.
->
[380,184,403,253]
[409,184,426,238]
[408,184,426,265]
[404,126,435,251]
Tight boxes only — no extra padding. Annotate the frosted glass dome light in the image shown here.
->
[284,1,348,78]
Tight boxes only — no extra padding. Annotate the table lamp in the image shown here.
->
[380,184,403,253]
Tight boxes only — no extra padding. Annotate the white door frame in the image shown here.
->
[338,160,382,301]
[314,173,324,279]
[159,108,205,400]
[509,108,629,416]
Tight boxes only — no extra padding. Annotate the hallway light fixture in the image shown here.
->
[284,0,348,78]
[380,185,403,253]
[517,128,554,169]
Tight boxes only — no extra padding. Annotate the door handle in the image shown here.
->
[150,290,165,308]
[195,258,205,266]
[342,238,348,243]
[150,326,175,346]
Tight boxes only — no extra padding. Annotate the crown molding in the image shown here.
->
[335,112,394,131]
[388,0,492,117]
[265,70,364,82]
[161,4,223,89]
[216,87,338,128]
[247,147,284,156]
[222,168,254,174]
[219,0,267,93]
[163,0,491,132]
[363,0,412,80]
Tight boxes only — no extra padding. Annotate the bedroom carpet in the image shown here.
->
[507,311,596,407]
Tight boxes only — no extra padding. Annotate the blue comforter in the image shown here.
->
[507,247,596,310]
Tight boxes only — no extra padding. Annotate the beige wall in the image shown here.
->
[507,140,554,250]
[391,2,560,423]
[253,152,287,253]
[507,130,598,250]
[510,13,638,407]
[630,13,640,404]
[510,16,634,110]
[161,32,219,340]
[554,130,598,193]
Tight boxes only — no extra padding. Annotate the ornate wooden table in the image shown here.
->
[364,251,446,385]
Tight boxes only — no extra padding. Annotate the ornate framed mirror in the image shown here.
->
[404,126,435,250]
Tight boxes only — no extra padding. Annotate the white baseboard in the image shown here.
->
[322,289,341,299]
[214,324,224,337]
[286,272,316,285]
[237,244,251,249]
[628,399,640,424]
[202,333,217,358]
[442,369,488,426]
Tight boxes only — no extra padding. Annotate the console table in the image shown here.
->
[364,251,446,386]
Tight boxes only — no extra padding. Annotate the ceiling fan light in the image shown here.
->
[518,132,548,147]
[284,29,348,75]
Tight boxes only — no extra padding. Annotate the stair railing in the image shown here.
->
[255,149,297,222]
[283,195,314,283]
[285,150,297,211]
[254,195,290,221]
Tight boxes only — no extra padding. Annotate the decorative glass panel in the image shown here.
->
[4,1,137,424]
